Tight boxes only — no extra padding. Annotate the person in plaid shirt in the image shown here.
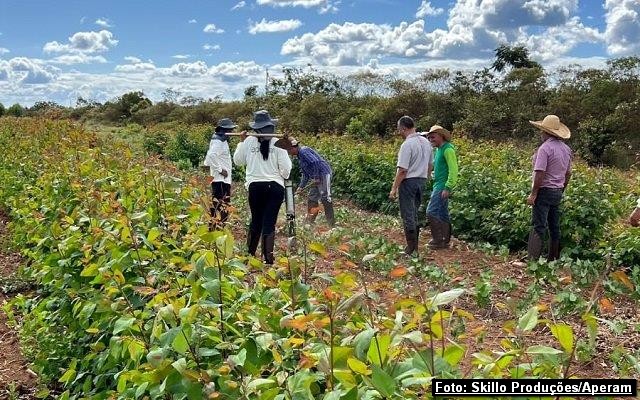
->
[286,137,335,227]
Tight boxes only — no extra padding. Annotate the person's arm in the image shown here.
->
[528,147,547,205]
[297,150,311,190]
[206,140,225,176]
[563,156,572,191]
[277,147,292,180]
[232,133,248,166]
[442,147,458,199]
[389,167,407,200]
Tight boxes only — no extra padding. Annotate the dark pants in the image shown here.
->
[211,181,231,225]
[399,178,426,231]
[248,181,285,235]
[532,187,563,241]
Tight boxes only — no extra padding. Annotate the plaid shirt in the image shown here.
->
[297,146,331,188]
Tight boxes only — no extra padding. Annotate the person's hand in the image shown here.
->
[220,169,228,178]
[239,130,247,141]
[527,193,537,206]
[389,189,397,200]
[441,190,450,199]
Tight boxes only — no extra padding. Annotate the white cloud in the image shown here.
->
[231,1,246,10]
[95,18,113,28]
[257,0,339,13]
[5,57,57,84]
[80,16,87,24]
[172,54,191,59]
[167,61,210,77]
[203,24,225,34]
[282,21,433,65]
[0,47,9,55]
[518,17,603,60]
[43,30,118,54]
[188,19,197,24]
[0,60,9,81]
[124,56,142,64]
[604,0,640,56]
[49,54,108,65]
[203,44,221,51]
[115,57,156,72]
[282,0,602,65]
[416,1,444,18]
[249,18,303,34]
[209,61,263,81]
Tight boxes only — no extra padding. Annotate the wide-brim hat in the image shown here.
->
[249,110,278,129]
[423,125,451,141]
[274,135,297,150]
[529,115,570,139]
[215,118,237,132]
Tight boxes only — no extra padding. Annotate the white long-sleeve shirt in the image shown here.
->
[233,136,292,189]
[204,138,232,185]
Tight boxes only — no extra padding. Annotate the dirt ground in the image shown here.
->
[0,210,37,398]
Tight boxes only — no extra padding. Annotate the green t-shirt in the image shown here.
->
[433,142,459,191]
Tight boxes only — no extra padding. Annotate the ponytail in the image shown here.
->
[259,138,270,160]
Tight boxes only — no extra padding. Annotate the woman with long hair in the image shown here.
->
[233,110,292,264]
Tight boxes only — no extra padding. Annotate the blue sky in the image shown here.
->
[1,0,639,106]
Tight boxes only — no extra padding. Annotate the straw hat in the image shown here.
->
[422,125,451,141]
[529,115,570,139]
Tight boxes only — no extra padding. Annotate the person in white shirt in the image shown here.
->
[204,118,235,229]
[233,110,292,264]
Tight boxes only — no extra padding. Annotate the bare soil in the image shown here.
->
[0,210,37,398]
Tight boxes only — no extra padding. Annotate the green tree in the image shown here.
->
[492,44,541,72]
[0,103,5,117]
[6,103,24,117]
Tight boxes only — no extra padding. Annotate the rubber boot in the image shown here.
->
[323,201,335,227]
[547,240,560,261]
[527,230,543,261]
[427,216,446,249]
[403,228,418,255]
[247,228,261,257]
[261,232,276,265]
[443,222,452,246]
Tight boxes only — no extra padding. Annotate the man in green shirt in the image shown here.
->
[424,125,458,249]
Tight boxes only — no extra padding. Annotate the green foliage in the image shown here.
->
[2,118,623,399]
[6,103,25,117]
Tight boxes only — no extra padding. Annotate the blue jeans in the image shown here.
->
[427,189,450,222]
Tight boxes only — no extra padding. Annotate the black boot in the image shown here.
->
[247,228,261,257]
[443,222,452,246]
[404,228,418,255]
[427,216,446,249]
[262,232,276,265]
[547,240,560,261]
[527,230,543,261]
[323,201,335,227]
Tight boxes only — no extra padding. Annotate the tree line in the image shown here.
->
[2,46,639,168]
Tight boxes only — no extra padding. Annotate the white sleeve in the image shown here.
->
[277,147,292,179]
[233,140,247,166]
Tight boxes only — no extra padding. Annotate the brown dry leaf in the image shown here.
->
[558,276,572,284]
[343,260,358,269]
[611,270,635,291]
[599,297,614,313]
[451,276,464,283]
[338,243,351,252]
[537,303,549,312]
[389,266,408,278]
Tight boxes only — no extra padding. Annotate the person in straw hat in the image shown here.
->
[389,116,433,256]
[203,118,236,229]
[233,110,292,265]
[527,114,573,261]
[284,137,335,227]
[423,124,458,249]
